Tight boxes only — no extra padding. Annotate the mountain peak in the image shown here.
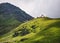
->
[0,2,33,35]
[0,2,14,6]
[0,2,34,22]
[0,2,11,4]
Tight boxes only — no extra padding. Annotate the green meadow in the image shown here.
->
[0,17,60,43]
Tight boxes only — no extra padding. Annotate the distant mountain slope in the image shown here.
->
[0,3,33,36]
[0,17,60,43]
[0,3,33,22]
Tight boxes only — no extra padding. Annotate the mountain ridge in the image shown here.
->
[0,2,33,36]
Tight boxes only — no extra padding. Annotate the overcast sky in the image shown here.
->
[0,0,60,18]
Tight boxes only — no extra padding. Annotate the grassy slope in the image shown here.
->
[0,17,60,43]
[0,15,21,37]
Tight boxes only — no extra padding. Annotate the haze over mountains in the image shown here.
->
[0,2,60,43]
[0,3,33,22]
[0,3,33,35]
[0,0,60,18]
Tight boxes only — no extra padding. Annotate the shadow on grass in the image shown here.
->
[43,21,60,31]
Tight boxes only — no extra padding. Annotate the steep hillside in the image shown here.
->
[0,3,33,36]
[0,17,60,43]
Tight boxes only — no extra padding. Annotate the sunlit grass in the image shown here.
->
[0,17,60,43]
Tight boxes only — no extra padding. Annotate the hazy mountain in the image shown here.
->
[0,3,33,22]
[0,3,33,36]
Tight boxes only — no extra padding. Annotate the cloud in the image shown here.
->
[0,0,60,18]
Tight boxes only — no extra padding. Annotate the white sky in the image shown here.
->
[0,0,60,18]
